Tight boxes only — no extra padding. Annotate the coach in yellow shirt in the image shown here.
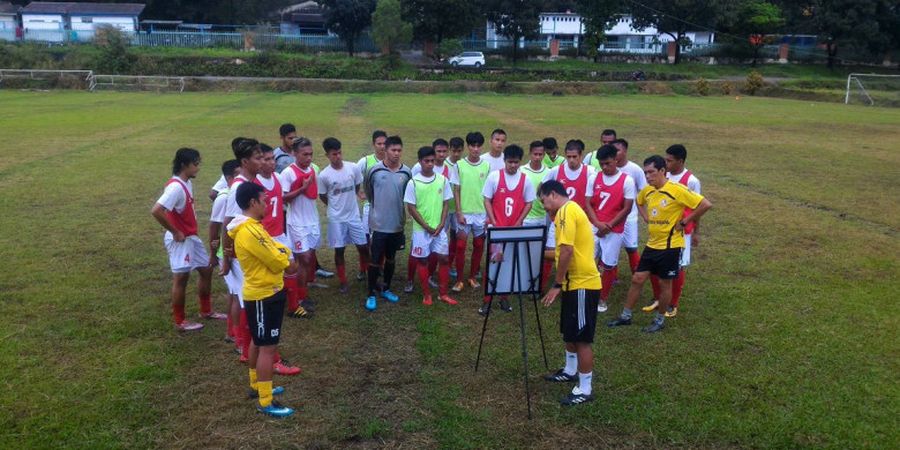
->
[539,180,602,406]
[608,155,712,333]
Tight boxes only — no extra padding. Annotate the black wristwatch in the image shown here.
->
[679,220,687,228]
[553,283,563,289]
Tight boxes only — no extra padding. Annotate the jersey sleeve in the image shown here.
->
[623,175,637,199]
[636,185,651,207]
[352,163,364,185]
[441,177,454,201]
[212,175,228,193]
[449,165,461,186]
[543,167,557,183]
[411,163,422,176]
[555,204,578,248]
[156,182,184,212]
[210,194,228,223]
[633,166,648,191]
[584,173,598,198]
[236,225,291,274]
[481,172,499,199]
[676,185,704,209]
[403,179,417,205]
[316,170,328,194]
[689,176,701,195]
[279,168,295,193]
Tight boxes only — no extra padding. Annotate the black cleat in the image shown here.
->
[606,317,632,327]
[642,321,665,333]
[543,368,577,383]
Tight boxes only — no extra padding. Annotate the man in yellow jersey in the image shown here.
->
[607,155,711,333]
[539,180,602,406]
[229,182,298,418]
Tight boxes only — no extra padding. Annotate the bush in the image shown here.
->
[744,70,765,95]
[694,77,710,96]
[720,81,735,95]
[94,25,134,73]
[435,39,463,60]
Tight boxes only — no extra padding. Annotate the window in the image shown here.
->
[81,17,93,23]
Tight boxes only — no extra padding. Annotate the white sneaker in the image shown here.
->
[403,281,415,293]
[597,301,608,313]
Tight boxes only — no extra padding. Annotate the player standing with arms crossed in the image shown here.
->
[607,156,711,333]
[450,132,491,292]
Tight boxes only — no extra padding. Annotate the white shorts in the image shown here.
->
[457,213,486,237]
[446,212,457,232]
[272,233,293,260]
[327,218,368,248]
[410,229,450,258]
[680,234,692,267]
[164,234,209,273]
[288,223,320,254]
[595,231,625,268]
[223,258,244,306]
[546,222,556,249]
[522,217,550,247]
[361,202,371,236]
[623,219,638,250]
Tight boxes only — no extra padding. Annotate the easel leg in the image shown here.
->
[532,294,549,370]
[518,295,533,419]
[475,296,493,372]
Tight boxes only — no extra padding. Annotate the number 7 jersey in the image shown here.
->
[254,173,285,237]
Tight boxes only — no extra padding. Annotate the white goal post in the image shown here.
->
[845,73,900,106]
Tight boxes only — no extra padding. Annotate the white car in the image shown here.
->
[447,52,485,68]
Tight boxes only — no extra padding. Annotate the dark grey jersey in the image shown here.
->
[365,162,412,233]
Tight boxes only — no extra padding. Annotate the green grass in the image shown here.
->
[0,91,898,448]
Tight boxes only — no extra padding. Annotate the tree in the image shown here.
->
[402,0,480,45]
[627,0,729,64]
[373,0,413,58]
[321,0,377,56]
[802,0,883,69]
[732,0,784,66]
[575,0,622,62]
[484,0,544,63]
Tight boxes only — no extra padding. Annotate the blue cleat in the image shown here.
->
[449,268,458,278]
[381,290,399,303]
[257,400,294,418]
[248,385,285,399]
[365,296,377,311]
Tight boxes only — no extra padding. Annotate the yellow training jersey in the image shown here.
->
[554,201,602,291]
[637,181,704,250]
[228,216,292,301]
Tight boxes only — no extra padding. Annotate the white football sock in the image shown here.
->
[564,351,577,375]
[579,371,593,396]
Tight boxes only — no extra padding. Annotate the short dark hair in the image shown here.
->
[539,180,567,197]
[372,130,387,142]
[290,136,312,151]
[666,144,687,162]
[601,129,617,138]
[323,137,341,152]
[172,148,200,175]
[222,159,240,177]
[236,181,265,210]
[613,138,628,149]
[417,146,435,160]
[233,138,260,161]
[385,135,403,148]
[644,155,666,171]
[542,137,558,150]
[466,131,485,146]
[529,140,544,151]
[259,143,274,154]
[432,138,449,148]
[565,139,585,154]
[449,137,464,148]
[503,144,524,160]
[231,137,249,153]
[279,123,296,138]
[491,128,506,138]
[597,144,618,161]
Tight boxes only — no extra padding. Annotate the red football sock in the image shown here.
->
[417,262,431,297]
[601,269,616,302]
[628,251,640,273]
[438,263,450,296]
[407,257,417,282]
[611,266,619,283]
[337,264,347,284]
[298,284,308,303]
[239,309,250,357]
[671,270,685,308]
[651,275,661,300]
[359,252,369,273]
[454,238,467,276]
[428,254,438,275]
[172,303,185,325]
[198,294,212,315]
[447,236,456,266]
[541,260,552,289]
[307,262,316,283]
[470,236,485,279]
[284,275,299,310]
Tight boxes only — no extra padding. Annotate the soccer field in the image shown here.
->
[0,91,898,449]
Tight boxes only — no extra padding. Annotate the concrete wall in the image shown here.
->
[22,13,64,30]
[71,15,137,32]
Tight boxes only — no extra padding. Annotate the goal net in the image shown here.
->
[0,69,95,90]
[845,73,900,107]
[92,75,186,93]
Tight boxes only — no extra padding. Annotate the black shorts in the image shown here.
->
[559,289,600,343]
[636,247,682,279]
[245,289,286,346]
[370,231,405,263]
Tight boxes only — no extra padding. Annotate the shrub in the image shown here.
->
[720,81,735,95]
[694,77,710,96]
[93,25,133,74]
[435,39,463,60]
[744,70,765,95]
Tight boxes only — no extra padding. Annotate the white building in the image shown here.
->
[485,13,715,51]
[21,2,144,42]
[0,2,18,31]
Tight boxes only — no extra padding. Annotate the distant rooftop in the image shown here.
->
[22,2,145,16]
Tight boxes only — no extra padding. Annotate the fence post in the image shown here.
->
[778,43,789,64]
[667,42,677,63]
[424,40,435,57]
[550,39,559,58]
